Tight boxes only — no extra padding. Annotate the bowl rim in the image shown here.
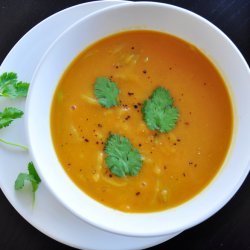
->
[26,1,250,237]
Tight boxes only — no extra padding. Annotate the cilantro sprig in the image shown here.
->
[0,72,29,98]
[104,134,143,177]
[94,77,119,108]
[15,162,41,201]
[142,87,179,133]
[0,107,24,128]
[0,72,41,201]
[0,107,28,150]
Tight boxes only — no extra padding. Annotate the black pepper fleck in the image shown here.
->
[71,105,77,110]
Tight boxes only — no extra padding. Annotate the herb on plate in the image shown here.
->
[94,77,119,108]
[0,72,29,98]
[15,162,41,201]
[0,107,28,150]
[142,87,179,133]
[104,134,143,177]
[0,107,24,128]
[0,72,40,198]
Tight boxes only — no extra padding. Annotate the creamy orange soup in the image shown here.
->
[51,30,233,213]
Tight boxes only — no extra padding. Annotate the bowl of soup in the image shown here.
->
[26,2,250,237]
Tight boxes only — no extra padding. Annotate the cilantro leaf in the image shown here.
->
[15,162,41,196]
[142,87,179,133]
[0,72,29,98]
[143,102,179,132]
[0,107,24,129]
[151,87,174,107]
[15,173,36,190]
[28,162,41,192]
[0,107,27,150]
[104,134,143,177]
[94,77,119,108]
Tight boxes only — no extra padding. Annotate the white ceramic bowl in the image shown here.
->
[26,2,250,237]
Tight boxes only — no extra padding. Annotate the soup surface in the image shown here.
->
[51,30,233,213]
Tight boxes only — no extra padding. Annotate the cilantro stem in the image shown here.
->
[32,192,36,207]
[0,138,28,150]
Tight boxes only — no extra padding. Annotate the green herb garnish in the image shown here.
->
[0,72,36,197]
[104,134,143,177]
[142,87,179,133]
[0,107,27,150]
[94,77,119,108]
[0,107,24,128]
[0,72,29,98]
[15,162,41,201]
[0,138,28,150]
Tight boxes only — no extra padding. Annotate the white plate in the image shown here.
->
[0,1,180,249]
